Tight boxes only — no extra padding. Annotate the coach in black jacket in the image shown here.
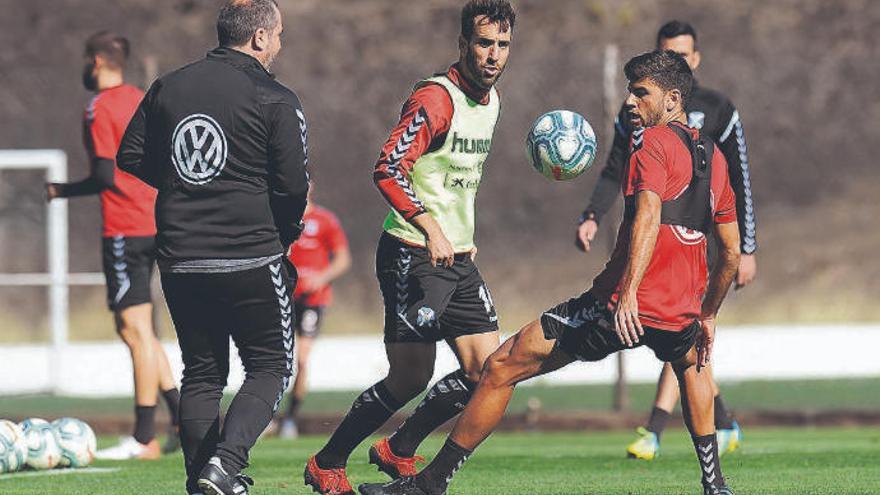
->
[118,1,308,494]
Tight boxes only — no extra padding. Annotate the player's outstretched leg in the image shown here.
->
[372,332,498,479]
[672,350,735,495]
[96,303,162,461]
[306,343,435,495]
[359,320,574,495]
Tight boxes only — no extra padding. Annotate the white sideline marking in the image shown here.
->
[0,467,119,480]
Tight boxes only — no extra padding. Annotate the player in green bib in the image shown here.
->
[305,2,515,494]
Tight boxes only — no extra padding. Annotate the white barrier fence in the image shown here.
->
[1,325,879,397]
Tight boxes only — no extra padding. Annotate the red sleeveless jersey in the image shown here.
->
[83,84,157,237]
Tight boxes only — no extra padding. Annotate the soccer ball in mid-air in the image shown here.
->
[52,418,96,468]
[0,419,28,473]
[526,109,597,180]
[20,418,62,470]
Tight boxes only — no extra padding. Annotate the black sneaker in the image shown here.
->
[704,485,735,495]
[197,457,254,495]
[358,477,434,495]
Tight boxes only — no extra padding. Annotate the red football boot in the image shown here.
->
[304,455,355,495]
[368,437,425,479]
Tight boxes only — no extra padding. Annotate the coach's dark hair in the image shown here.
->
[624,50,694,101]
[461,0,516,40]
[656,20,698,49]
[217,0,279,47]
[84,31,130,68]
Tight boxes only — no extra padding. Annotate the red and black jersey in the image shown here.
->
[372,64,491,220]
[590,123,737,331]
[83,84,157,237]
[288,205,348,307]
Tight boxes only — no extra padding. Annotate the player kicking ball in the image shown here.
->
[361,50,740,495]
[304,1,514,494]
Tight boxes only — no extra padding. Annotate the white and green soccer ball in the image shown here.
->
[0,419,28,473]
[52,418,96,468]
[526,109,597,181]
[20,418,62,470]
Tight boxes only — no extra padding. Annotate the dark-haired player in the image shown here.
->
[304,1,514,494]
[47,31,180,461]
[362,50,740,495]
[576,20,755,460]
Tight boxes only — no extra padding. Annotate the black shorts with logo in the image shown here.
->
[540,291,697,363]
[294,302,323,338]
[101,235,156,312]
[376,233,499,343]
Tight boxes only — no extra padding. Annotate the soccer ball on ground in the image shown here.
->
[52,418,96,468]
[20,418,62,470]
[0,419,28,473]
[526,109,597,180]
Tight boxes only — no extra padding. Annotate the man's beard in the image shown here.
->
[82,64,98,91]
[466,53,500,90]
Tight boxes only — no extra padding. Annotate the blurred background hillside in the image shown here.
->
[1,0,878,341]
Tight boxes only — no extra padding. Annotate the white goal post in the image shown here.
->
[0,149,104,392]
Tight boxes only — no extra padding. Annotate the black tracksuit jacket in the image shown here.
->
[118,47,309,262]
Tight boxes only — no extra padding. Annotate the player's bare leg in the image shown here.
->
[154,336,182,453]
[673,348,731,494]
[280,334,315,438]
[376,331,500,478]
[360,320,573,495]
[97,303,161,460]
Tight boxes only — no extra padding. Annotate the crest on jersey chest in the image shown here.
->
[688,111,706,130]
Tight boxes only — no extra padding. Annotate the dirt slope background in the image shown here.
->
[0,0,878,338]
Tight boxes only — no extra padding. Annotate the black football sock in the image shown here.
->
[161,388,181,427]
[389,369,475,458]
[315,381,404,468]
[285,395,302,420]
[714,395,735,430]
[693,433,724,489]
[415,437,473,495]
[134,405,157,444]
[646,406,671,440]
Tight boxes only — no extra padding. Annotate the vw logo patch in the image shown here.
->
[171,113,228,185]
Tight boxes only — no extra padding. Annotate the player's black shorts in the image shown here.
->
[376,233,499,343]
[101,235,156,312]
[540,291,697,363]
[294,302,323,338]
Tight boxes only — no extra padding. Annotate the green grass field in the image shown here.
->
[1,428,879,494]
[5,378,880,421]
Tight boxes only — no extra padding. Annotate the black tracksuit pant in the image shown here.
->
[161,259,295,487]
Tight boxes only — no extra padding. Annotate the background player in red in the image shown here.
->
[277,183,351,439]
[46,31,180,460]
[361,50,741,495]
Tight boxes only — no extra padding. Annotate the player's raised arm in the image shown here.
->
[576,105,632,251]
[372,87,456,267]
[265,92,311,250]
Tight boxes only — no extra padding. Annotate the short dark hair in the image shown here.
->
[624,50,693,101]
[84,31,130,68]
[217,0,279,47]
[656,20,698,49]
[461,0,516,41]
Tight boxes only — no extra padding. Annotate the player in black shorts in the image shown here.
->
[305,2,514,493]
[47,31,180,461]
[576,20,756,460]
